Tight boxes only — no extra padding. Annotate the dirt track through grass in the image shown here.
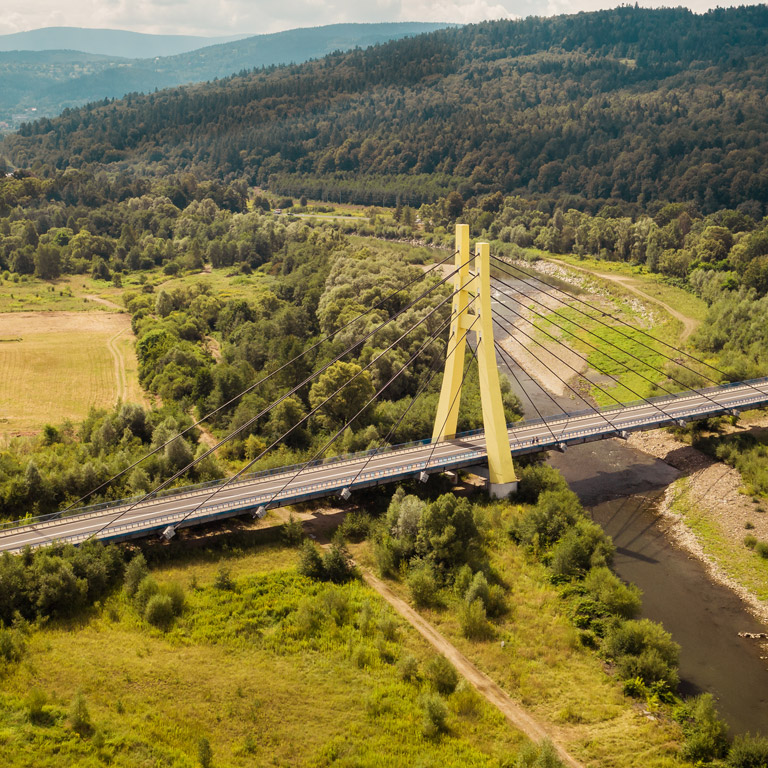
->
[361,568,584,768]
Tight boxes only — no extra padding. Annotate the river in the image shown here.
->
[490,276,768,736]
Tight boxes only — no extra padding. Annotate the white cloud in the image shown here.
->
[0,0,763,36]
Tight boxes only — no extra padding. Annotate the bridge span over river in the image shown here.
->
[1,377,766,553]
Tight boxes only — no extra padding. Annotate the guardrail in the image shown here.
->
[2,378,767,545]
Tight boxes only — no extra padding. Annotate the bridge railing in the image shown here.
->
[2,377,767,534]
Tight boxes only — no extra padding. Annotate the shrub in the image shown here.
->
[281,514,304,546]
[755,541,768,559]
[622,677,647,698]
[515,739,565,767]
[426,655,459,694]
[464,571,490,607]
[485,584,508,618]
[397,654,419,682]
[198,736,213,768]
[604,619,680,688]
[727,734,768,767]
[421,694,448,737]
[166,582,185,616]
[373,534,400,578]
[515,464,567,504]
[294,599,323,637]
[0,625,25,664]
[454,563,473,596]
[745,521,755,530]
[549,520,614,577]
[124,553,149,597]
[338,511,371,542]
[297,541,325,580]
[69,691,92,736]
[134,576,160,612]
[27,689,49,724]
[452,681,480,717]
[407,563,440,608]
[145,594,175,630]
[583,567,642,619]
[213,565,235,591]
[415,494,479,573]
[460,598,492,640]
[675,694,729,763]
[618,648,680,689]
[377,614,398,642]
[357,600,374,635]
[322,543,354,583]
[744,534,758,549]
[512,488,583,549]
[321,587,350,626]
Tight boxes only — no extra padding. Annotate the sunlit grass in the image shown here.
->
[0,540,523,767]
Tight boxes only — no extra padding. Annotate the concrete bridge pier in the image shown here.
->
[490,480,518,499]
[465,464,518,499]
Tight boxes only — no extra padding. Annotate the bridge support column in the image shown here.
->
[433,225,518,496]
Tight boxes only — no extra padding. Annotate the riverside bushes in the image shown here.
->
[674,694,730,762]
[603,619,680,689]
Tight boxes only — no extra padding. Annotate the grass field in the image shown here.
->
[0,275,128,313]
[668,479,768,603]
[0,311,145,436]
[0,540,526,768]
[150,266,270,303]
[530,255,711,406]
[547,255,708,330]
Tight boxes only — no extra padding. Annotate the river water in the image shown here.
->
[490,276,768,736]
[551,441,768,736]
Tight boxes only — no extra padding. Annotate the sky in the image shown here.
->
[0,0,761,37]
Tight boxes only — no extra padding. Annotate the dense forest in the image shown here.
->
[0,23,450,132]
[3,7,768,213]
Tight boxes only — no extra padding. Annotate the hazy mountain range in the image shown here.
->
[0,22,452,131]
[0,26,250,58]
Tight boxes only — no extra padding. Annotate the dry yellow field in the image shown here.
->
[0,311,145,436]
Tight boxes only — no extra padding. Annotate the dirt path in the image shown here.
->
[84,294,124,311]
[107,326,129,403]
[548,259,699,341]
[361,569,584,768]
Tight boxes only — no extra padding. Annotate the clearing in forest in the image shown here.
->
[0,311,145,436]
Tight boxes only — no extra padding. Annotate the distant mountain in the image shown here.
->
[6,6,768,214]
[0,27,249,58]
[0,22,452,131]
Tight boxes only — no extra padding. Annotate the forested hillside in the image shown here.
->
[4,6,768,213]
[0,23,451,133]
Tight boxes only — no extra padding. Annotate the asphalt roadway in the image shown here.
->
[1,378,766,552]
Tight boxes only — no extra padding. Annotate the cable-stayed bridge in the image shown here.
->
[2,226,766,553]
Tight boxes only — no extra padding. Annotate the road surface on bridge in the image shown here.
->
[1,378,766,552]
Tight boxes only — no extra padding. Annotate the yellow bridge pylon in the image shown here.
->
[432,224,518,497]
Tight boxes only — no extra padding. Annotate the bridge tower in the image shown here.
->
[432,224,518,497]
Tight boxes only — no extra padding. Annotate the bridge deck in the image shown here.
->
[1,378,766,552]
